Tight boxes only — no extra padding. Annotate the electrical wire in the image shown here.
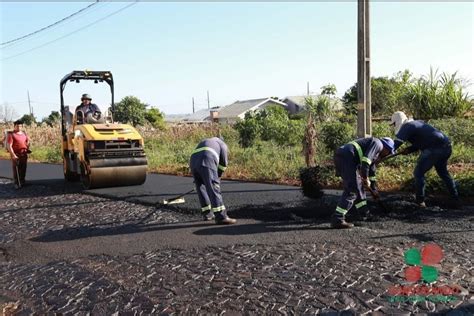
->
[2,1,110,50]
[1,2,100,47]
[2,2,138,62]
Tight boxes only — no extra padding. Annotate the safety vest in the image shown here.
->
[192,146,227,172]
[349,141,372,165]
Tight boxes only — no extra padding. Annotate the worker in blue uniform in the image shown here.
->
[332,137,395,229]
[190,137,237,225]
[390,111,459,208]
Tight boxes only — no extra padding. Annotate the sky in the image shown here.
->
[1,1,473,120]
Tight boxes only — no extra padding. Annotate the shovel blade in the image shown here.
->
[163,197,186,205]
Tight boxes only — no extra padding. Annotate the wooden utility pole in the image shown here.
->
[207,90,210,109]
[357,0,371,137]
[192,97,195,113]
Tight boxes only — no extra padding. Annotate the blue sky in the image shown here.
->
[1,1,473,120]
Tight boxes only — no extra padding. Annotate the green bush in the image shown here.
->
[372,121,393,139]
[145,108,166,130]
[319,121,354,152]
[234,112,261,148]
[430,118,474,146]
[235,106,305,147]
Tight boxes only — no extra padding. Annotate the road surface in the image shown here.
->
[0,160,472,314]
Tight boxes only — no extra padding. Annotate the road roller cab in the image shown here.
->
[60,70,147,189]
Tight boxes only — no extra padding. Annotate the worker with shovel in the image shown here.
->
[190,137,237,225]
[390,111,459,208]
[6,120,30,189]
[332,137,395,229]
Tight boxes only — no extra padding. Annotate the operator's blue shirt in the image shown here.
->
[394,121,450,151]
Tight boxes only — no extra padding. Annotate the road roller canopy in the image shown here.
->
[60,70,115,137]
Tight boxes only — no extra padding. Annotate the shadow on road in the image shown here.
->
[370,228,474,242]
[29,219,205,242]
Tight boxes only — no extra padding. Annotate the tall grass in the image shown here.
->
[406,68,472,119]
[1,121,472,195]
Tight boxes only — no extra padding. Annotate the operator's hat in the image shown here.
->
[81,93,92,100]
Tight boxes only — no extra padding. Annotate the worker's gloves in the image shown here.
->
[371,188,380,200]
[362,177,371,188]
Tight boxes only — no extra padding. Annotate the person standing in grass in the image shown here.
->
[6,120,30,189]
[190,137,237,225]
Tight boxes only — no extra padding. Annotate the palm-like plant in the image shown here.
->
[406,67,472,119]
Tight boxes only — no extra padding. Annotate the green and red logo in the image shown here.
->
[387,243,461,303]
[404,243,443,283]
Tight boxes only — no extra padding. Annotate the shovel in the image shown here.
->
[376,152,402,165]
[15,159,22,188]
[161,188,195,205]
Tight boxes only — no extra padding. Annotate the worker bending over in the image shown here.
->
[190,137,237,225]
[332,137,395,229]
[391,111,459,208]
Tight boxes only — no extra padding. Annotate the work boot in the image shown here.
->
[202,210,215,221]
[214,210,237,225]
[215,216,237,225]
[330,216,354,229]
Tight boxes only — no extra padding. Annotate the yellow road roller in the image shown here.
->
[60,70,147,189]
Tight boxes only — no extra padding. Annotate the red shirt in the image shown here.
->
[7,131,29,154]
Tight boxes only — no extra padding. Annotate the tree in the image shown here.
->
[42,111,61,127]
[302,92,334,167]
[320,83,337,96]
[0,103,18,123]
[19,113,36,126]
[342,70,413,116]
[114,96,147,126]
[145,107,166,129]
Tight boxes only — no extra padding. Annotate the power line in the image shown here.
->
[2,1,109,50]
[1,1,100,47]
[2,2,138,61]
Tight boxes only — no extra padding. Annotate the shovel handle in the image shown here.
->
[366,186,379,201]
[376,152,401,165]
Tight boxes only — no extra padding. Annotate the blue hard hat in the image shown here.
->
[380,137,395,154]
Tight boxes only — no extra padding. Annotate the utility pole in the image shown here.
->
[307,82,310,96]
[357,0,371,137]
[207,90,210,109]
[27,90,32,116]
[192,97,195,113]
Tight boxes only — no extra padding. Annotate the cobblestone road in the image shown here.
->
[1,179,473,315]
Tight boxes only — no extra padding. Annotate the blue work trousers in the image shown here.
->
[192,165,226,215]
[414,144,458,202]
[334,147,367,218]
